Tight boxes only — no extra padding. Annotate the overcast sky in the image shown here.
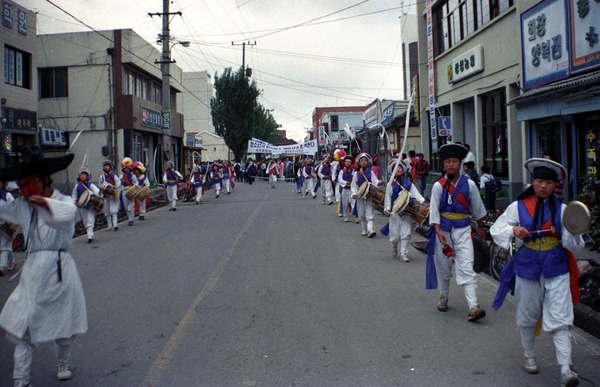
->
[19,0,416,141]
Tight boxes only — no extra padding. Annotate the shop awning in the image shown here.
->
[508,70,600,105]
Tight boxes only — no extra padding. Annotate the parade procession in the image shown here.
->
[3,0,600,385]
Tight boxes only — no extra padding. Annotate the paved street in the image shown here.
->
[1,179,599,387]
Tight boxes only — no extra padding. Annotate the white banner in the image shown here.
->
[247,138,317,156]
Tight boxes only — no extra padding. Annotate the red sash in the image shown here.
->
[438,176,470,212]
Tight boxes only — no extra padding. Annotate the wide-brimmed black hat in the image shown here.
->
[437,143,468,161]
[0,145,74,181]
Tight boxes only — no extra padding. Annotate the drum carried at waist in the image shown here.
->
[357,181,385,207]
[100,183,118,199]
[76,190,105,214]
[125,184,141,200]
[404,199,430,225]
[136,186,150,200]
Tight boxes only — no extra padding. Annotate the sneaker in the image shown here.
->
[114,227,118,231]
[392,244,398,257]
[216,195,219,198]
[128,221,133,226]
[560,369,579,387]
[139,215,145,220]
[523,357,539,374]
[361,230,368,236]
[467,304,486,322]
[0,269,4,276]
[173,208,176,211]
[57,363,72,380]
[344,217,349,222]
[367,231,376,238]
[312,195,317,199]
[437,295,448,312]
[328,201,333,205]
[355,218,360,223]
[401,255,410,262]
[338,213,342,217]
[87,237,93,243]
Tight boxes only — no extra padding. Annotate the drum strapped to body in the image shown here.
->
[136,186,150,200]
[392,189,410,213]
[88,194,105,214]
[125,185,141,200]
[367,183,385,206]
[76,189,91,208]
[402,199,430,225]
[100,183,118,199]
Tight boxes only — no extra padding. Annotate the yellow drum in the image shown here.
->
[136,186,150,200]
[100,183,118,198]
[125,185,141,200]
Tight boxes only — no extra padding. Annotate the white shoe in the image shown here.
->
[57,363,72,380]
[523,357,538,374]
[367,230,376,238]
[560,369,579,387]
[400,255,410,262]
[344,217,349,222]
[361,230,368,236]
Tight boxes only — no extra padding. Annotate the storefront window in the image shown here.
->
[482,90,508,178]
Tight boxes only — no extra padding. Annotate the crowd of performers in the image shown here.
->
[0,143,588,387]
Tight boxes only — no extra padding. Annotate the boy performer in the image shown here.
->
[317,154,334,205]
[99,160,121,231]
[210,163,222,198]
[490,158,584,386]
[163,161,183,211]
[427,143,487,321]
[0,146,87,386]
[132,162,150,219]
[351,153,380,238]
[383,158,425,261]
[221,161,233,194]
[71,167,100,242]
[266,157,279,189]
[302,159,317,199]
[119,157,138,225]
[189,164,204,204]
[0,179,16,273]
[337,155,355,222]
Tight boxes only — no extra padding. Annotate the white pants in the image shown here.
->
[433,225,479,308]
[122,193,135,221]
[194,185,203,203]
[213,183,221,197]
[136,197,147,215]
[305,178,315,197]
[166,184,178,208]
[340,189,352,219]
[103,196,119,229]
[77,208,95,238]
[269,174,277,187]
[12,332,72,384]
[388,213,412,256]
[0,232,15,270]
[321,179,333,202]
[222,178,231,193]
[355,198,374,233]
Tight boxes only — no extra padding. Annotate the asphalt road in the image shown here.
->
[1,179,599,386]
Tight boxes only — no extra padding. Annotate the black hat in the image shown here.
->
[437,143,468,161]
[0,145,74,181]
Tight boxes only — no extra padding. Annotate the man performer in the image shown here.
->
[302,159,317,199]
[163,161,183,211]
[71,167,100,242]
[99,160,121,231]
[337,155,355,222]
[426,143,488,321]
[351,152,380,238]
[119,157,139,226]
[0,146,88,386]
[317,154,334,205]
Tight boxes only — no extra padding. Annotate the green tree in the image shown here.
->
[210,67,280,160]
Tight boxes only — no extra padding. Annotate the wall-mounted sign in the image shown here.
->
[447,45,484,84]
[569,0,600,73]
[381,102,395,126]
[520,0,569,90]
[17,9,26,35]
[3,1,13,29]
[437,116,452,137]
[41,127,67,146]
[140,107,161,129]
[4,108,36,131]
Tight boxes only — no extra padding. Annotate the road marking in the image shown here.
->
[141,199,265,386]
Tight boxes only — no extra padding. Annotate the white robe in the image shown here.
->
[0,191,88,343]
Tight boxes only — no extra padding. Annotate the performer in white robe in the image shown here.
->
[0,146,87,386]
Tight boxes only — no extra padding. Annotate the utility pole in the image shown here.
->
[231,41,256,76]
[149,1,182,167]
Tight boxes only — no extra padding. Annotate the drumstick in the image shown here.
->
[526,227,555,234]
